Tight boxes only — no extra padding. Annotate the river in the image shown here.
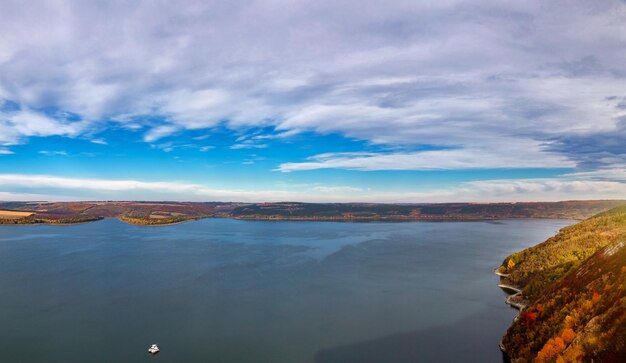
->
[0,218,573,362]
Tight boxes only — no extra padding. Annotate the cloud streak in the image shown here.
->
[0,173,622,203]
[0,0,623,173]
[278,146,575,172]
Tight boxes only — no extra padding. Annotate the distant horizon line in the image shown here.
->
[3,199,625,205]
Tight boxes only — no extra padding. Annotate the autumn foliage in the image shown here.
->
[500,205,626,362]
[536,337,566,362]
[592,291,600,303]
[561,328,575,344]
[521,311,537,325]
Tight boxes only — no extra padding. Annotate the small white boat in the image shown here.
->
[148,344,160,355]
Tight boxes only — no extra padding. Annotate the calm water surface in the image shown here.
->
[0,218,574,363]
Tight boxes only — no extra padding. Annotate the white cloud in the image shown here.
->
[0,108,86,145]
[460,179,626,201]
[230,142,268,150]
[565,166,626,182]
[158,89,230,127]
[90,138,107,145]
[0,0,624,171]
[313,186,363,193]
[278,145,575,172]
[0,174,200,193]
[344,179,626,203]
[144,125,180,142]
[0,148,13,155]
[0,173,321,202]
[0,173,622,203]
[0,191,83,202]
[39,151,68,156]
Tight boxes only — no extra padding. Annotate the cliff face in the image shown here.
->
[500,206,626,362]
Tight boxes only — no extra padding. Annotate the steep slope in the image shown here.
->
[499,206,626,362]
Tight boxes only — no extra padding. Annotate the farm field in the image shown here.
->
[0,210,34,219]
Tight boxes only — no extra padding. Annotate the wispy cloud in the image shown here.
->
[0,0,623,173]
[0,107,86,145]
[460,179,626,201]
[230,141,268,150]
[144,125,179,143]
[278,146,575,172]
[313,186,363,193]
[0,174,329,202]
[39,150,68,156]
[0,173,621,203]
[90,138,107,145]
[564,166,626,182]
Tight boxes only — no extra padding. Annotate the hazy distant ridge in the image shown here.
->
[0,200,624,225]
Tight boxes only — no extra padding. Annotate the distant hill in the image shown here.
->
[0,200,624,225]
[499,205,626,362]
[0,201,218,225]
[229,201,626,220]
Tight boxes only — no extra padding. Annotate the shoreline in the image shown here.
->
[232,215,581,222]
[117,217,205,227]
[0,215,580,227]
[495,268,527,355]
[0,218,104,226]
[498,283,526,310]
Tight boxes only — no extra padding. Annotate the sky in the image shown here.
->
[0,0,625,203]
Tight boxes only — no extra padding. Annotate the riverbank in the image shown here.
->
[495,272,526,310]
[495,269,526,355]
[0,214,585,227]
[118,217,205,227]
[0,216,103,225]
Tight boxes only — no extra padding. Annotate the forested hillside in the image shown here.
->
[500,206,626,362]
[229,200,624,220]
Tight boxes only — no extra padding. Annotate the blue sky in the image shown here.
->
[0,0,625,202]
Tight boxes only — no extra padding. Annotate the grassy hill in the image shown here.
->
[500,205,626,362]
